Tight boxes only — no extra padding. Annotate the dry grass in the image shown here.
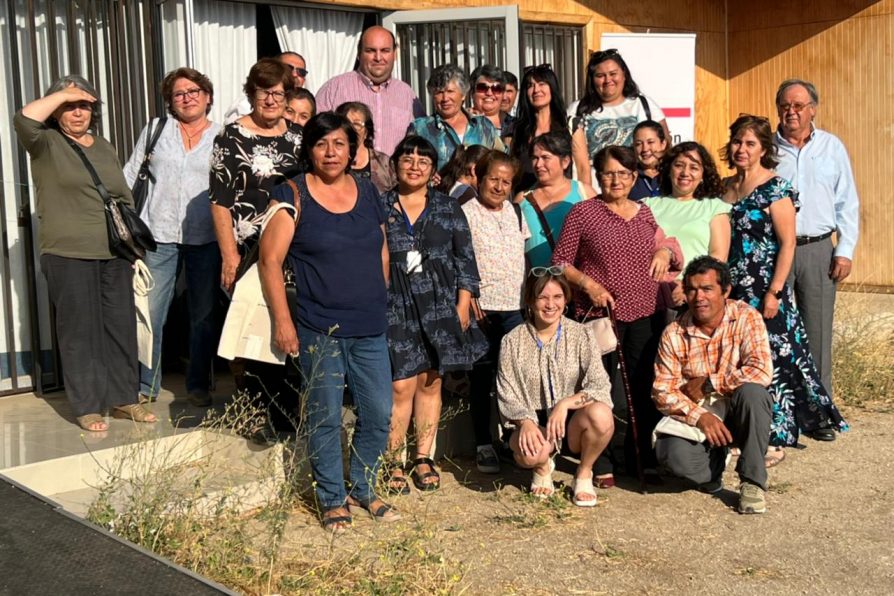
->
[832,292,894,410]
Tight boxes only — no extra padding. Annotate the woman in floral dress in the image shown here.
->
[209,58,303,440]
[722,115,847,462]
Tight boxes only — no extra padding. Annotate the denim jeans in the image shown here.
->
[298,326,392,508]
[139,242,222,397]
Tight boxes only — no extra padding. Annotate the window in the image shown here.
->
[522,23,584,105]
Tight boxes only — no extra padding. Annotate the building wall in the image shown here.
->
[328,0,730,168]
[729,0,892,289]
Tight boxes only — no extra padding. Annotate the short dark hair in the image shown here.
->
[470,64,505,85]
[659,141,724,199]
[721,114,778,170]
[593,145,637,175]
[391,135,439,170]
[244,58,294,107]
[335,101,374,149]
[633,119,667,144]
[437,144,490,194]
[474,150,518,182]
[294,87,316,114]
[504,71,518,88]
[683,255,732,292]
[298,111,358,174]
[530,130,573,160]
[522,271,572,322]
[161,67,213,117]
[577,49,641,117]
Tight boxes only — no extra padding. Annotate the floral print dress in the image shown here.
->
[209,121,303,251]
[728,176,848,446]
[383,189,489,380]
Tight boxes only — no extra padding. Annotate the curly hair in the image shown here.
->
[721,114,778,170]
[659,141,724,199]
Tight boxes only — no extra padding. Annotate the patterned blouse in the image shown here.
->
[497,317,613,427]
[552,199,681,322]
[406,110,506,171]
[208,121,303,246]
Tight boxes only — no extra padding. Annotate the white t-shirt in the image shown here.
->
[567,94,665,157]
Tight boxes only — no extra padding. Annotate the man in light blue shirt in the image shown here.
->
[774,79,860,433]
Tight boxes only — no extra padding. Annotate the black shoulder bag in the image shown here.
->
[131,117,167,214]
[64,136,157,263]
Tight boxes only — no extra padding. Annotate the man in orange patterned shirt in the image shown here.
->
[652,256,774,514]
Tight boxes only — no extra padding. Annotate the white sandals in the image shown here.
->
[530,458,556,498]
[572,476,598,507]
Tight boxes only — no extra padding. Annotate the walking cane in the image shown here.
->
[606,303,647,494]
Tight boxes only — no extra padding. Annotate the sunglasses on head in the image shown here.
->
[523,63,553,74]
[475,82,505,94]
[529,265,564,278]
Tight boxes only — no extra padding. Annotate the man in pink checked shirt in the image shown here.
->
[316,26,425,156]
[652,256,774,514]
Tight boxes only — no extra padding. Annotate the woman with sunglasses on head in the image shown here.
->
[123,67,221,408]
[629,120,670,201]
[507,64,586,193]
[515,130,598,269]
[407,64,506,173]
[552,145,682,485]
[461,152,530,473]
[335,101,396,193]
[470,64,514,137]
[383,136,488,494]
[209,58,303,440]
[497,269,614,505]
[722,115,847,465]
[569,49,670,187]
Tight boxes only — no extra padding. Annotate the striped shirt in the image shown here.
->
[652,299,773,426]
[315,70,425,156]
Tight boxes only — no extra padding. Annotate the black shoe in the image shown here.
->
[804,428,836,442]
[188,389,212,407]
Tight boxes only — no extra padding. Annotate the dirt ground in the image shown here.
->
[279,404,893,595]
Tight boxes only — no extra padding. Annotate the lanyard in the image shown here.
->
[394,193,428,242]
[536,322,563,407]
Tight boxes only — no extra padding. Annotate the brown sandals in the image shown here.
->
[112,403,158,423]
[76,414,109,432]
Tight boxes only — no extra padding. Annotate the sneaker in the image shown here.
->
[476,445,500,474]
[188,390,212,408]
[738,482,767,514]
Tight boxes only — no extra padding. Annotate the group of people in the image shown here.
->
[16,23,859,531]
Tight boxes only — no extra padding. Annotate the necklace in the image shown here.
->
[180,120,209,149]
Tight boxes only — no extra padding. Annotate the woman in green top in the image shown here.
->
[14,76,157,432]
[643,141,731,307]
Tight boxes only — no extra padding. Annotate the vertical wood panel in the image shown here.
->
[729,0,892,286]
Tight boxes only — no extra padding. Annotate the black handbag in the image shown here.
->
[64,136,157,262]
[130,117,167,214]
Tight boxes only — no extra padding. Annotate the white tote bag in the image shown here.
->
[217,201,299,365]
[133,259,154,368]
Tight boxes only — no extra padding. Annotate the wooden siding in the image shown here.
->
[728,0,892,287]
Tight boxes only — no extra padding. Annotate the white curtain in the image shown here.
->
[191,0,257,125]
[270,6,363,94]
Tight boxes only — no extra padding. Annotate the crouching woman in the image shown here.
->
[496,269,614,506]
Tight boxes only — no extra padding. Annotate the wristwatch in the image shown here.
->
[702,377,715,395]
[768,288,784,299]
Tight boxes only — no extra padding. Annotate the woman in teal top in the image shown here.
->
[644,142,730,305]
[514,130,597,268]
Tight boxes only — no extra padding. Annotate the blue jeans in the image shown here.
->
[139,242,222,397]
[298,326,392,508]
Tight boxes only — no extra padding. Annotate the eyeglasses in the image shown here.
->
[172,88,202,102]
[599,170,633,181]
[529,265,564,277]
[474,82,505,95]
[290,66,309,77]
[255,89,287,103]
[397,156,434,170]
[777,102,813,113]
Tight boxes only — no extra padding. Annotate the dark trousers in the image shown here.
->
[469,309,524,446]
[655,383,773,490]
[40,254,138,417]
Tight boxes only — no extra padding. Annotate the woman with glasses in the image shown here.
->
[515,130,598,268]
[461,151,529,473]
[722,115,847,464]
[508,64,587,192]
[209,58,303,440]
[552,145,682,485]
[406,64,505,172]
[383,136,488,494]
[629,120,670,201]
[335,101,396,193]
[569,49,670,186]
[123,67,221,408]
[470,64,514,137]
[497,269,614,506]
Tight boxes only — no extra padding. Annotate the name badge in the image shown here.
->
[406,250,423,274]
